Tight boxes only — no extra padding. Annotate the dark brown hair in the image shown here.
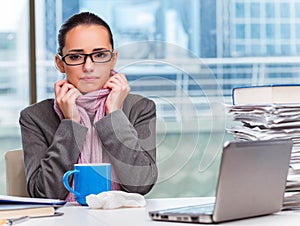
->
[57,12,114,55]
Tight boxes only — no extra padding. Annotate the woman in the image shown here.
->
[19,12,158,200]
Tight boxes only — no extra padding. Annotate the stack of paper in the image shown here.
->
[227,103,300,209]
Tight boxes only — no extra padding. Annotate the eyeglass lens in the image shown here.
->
[63,51,113,65]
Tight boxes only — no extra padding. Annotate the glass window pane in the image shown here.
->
[280,3,289,18]
[250,3,260,18]
[281,44,290,55]
[281,24,290,39]
[266,3,275,18]
[267,45,276,55]
[251,24,260,39]
[296,3,300,17]
[297,24,300,38]
[235,44,245,55]
[235,3,244,18]
[0,0,29,194]
[266,24,275,38]
[236,24,245,39]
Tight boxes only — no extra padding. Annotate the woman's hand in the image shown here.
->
[54,80,82,123]
[103,73,130,115]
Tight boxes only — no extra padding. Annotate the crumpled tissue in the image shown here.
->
[86,191,146,209]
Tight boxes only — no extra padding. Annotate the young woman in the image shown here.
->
[19,12,157,201]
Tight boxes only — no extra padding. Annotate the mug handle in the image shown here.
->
[63,169,80,197]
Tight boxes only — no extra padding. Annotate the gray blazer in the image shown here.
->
[19,94,158,199]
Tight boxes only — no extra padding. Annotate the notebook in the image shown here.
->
[149,139,293,224]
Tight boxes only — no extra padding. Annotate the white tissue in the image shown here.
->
[86,191,146,209]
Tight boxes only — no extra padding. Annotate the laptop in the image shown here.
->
[149,139,293,224]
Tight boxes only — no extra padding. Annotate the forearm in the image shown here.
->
[96,109,157,195]
[20,117,87,199]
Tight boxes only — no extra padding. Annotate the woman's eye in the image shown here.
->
[68,54,82,61]
[94,52,108,59]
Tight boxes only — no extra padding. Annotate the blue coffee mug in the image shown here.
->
[63,163,111,205]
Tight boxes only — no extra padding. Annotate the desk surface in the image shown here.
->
[20,197,300,226]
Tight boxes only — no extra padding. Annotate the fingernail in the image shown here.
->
[111,69,117,75]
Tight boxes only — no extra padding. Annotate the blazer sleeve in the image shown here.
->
[19,104,88,199]
[95,96,158,195]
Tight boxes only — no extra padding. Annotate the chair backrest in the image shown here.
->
[5,150,29,197]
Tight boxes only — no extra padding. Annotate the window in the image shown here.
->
[1,0,300,198]
[281,24,290,39]
[0,0,29,194]
[296,3,300,17]
[266,3,275,18]
[251,24,260,39]
[235,24,245,39]
[280,3,290,18]
[250,3,260,18]
[235,3,244,18]
[266,24,275,39]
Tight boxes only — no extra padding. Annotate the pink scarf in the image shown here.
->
[54,89,120,202]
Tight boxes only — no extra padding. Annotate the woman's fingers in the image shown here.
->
[55,80,76,101]
[104,73,130,114]
[54,80,81,123]
[104,73,129,91]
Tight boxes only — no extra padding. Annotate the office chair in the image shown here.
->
[5,149,29,197]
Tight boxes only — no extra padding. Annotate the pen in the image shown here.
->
[0,216,29,225]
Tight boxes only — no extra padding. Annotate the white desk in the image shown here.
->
[20,197,300,226]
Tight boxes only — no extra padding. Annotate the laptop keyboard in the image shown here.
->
[159,203,215,215]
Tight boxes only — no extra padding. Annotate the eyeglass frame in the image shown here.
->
[59,50,115,66]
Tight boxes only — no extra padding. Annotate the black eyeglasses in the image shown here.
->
[61,50,114,66]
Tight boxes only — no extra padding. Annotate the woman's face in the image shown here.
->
[56,24,117,93]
